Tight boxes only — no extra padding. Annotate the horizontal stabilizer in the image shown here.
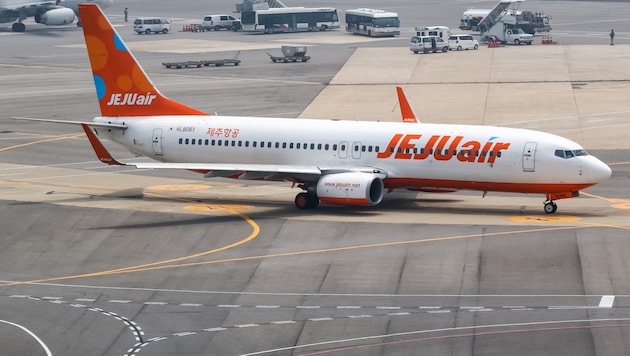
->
[13,117,127,130]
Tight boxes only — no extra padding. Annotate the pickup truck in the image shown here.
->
[502,28,533,45]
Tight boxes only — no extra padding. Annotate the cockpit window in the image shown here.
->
[555,149,588,159]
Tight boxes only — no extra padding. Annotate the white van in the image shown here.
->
[448,34,479,50]
[202,14,241,31]
[134,17,171,34]
[415,26,452,43]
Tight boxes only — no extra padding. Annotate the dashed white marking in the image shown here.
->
[204,327,227,332]
[337,306,361,309]
[109,300,131,304]
[428,310,451,314]
[387,312,410,316]
[296,305,320,309]
[460,306,484,310]
[148,337,167,342]
[255,305,280,309]
[75,298,96,302]
[548,306,595,310]
[376,306,400,310]
[512,308,534,311]
[310,317,333,322]
[419,306,442,309]
[42,296,62,300]
[599,295,615,308]
[217,304,241,308]
[348,315,372,319]
[236,324,259,328]
[180,303,202,307]
[10,295,30,298]
[70,304,86,308]
[503,306,527,309]
[174,332,197,337]
[271,320,296,325]
[144,302,167,305]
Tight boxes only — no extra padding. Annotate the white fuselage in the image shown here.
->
[95,115,611,195]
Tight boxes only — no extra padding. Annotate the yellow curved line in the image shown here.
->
[0,134,83,152]
[0,205,260,286]
[22,225,592,279]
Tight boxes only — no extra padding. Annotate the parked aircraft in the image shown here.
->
[16,4,612,213]
[0,0,112,32]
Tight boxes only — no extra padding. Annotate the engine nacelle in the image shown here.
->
[38,8,75,26]
[317,172,384,206]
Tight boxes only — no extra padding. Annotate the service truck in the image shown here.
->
[460,8,551,34]
[489,26,533,45]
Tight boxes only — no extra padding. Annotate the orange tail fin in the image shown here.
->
[78,4,205,117]
[396,86,419,123]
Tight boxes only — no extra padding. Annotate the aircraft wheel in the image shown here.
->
[544,201,557,214]
[12,23,25,32]
[295,192,318,209]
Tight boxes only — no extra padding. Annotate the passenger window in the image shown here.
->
[179,138,183,144]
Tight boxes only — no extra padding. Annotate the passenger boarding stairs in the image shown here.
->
[478,0,523,39]
[237,0,287,12]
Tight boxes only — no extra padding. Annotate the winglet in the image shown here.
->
[81,124,125,165]
[78,4,205,117]
[396,86,420,123]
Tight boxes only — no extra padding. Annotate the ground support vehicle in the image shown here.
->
[163,53,241,68]
[410,36,449,54]
[267,45,310,62]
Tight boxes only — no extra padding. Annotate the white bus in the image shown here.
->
[241,7,339,33]
[345,8,400,37]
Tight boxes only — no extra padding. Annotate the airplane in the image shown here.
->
[15,4,612,214]
[0,0,112,32]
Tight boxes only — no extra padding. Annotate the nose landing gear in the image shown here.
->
[544,201,558,214]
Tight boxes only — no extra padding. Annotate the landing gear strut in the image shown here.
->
[295,192,319,209]
[543,201,557,214]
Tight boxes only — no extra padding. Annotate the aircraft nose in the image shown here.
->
[589,157,612,183]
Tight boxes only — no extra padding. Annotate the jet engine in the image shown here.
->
[37,8,75,25]
[316,172,384,206]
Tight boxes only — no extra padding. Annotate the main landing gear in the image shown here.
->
[543,200,558,214]
[295,192,319,209]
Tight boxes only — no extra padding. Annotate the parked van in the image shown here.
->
[134,17,171,34]
[410,36,449,54]
[415,26,452,43]
[202,14,241,31]
[448,34,479,50]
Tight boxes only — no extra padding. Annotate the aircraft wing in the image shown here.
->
[80,124,387,181]
[0,1,56,10]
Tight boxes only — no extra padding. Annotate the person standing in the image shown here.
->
[124,7,128,22]
[610,29,615,46]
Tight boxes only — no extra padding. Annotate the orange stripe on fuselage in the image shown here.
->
[383,178,594,194]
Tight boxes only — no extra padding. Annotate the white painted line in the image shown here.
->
[348,315,372,319]
[337,306,361,309]
[271,320,296,325]
[255,305,280,309]
[387,312,410,316]
[75,298,96,302]
[204,327,226,332]
[512,308,534,311]
[502,306,526,309]
[217,304,241,308]
[310,317,333,322]
[296,305,320,309]
[0,320,52,356]
[174,332,197,337]
[10,295,30,298]
[376,306,401,310]
[235,324,259,328]
[144,302,168,305]
[418,306,442,309]
[180,303,202,307]
[109,300,131,303]
[41,296,62,300]
[460,306,484,310]
[599,295,615,308]
[70,304,86,308]
[148,337,167,342]
[428,310,451,314]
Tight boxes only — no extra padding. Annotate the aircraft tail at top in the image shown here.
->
[78,4,205,117]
